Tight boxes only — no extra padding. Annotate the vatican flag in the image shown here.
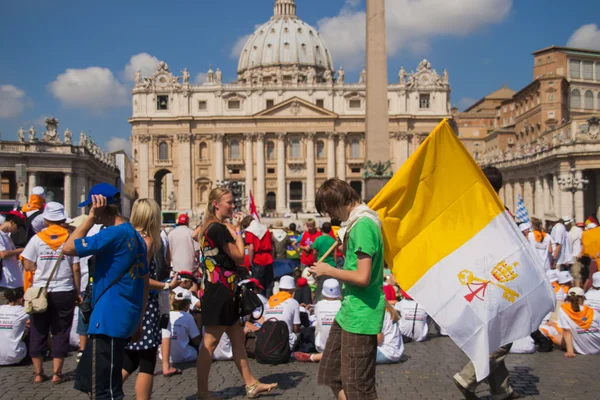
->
[368,119,555,380]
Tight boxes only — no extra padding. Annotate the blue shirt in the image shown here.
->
[75,223,148,339]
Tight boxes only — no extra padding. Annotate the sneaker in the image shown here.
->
[452,377,479,400]
[76,351,83,364]
[293,352,312,362]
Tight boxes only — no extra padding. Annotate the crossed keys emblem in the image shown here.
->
[458,261,520,304]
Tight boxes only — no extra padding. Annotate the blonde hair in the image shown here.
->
[385,301,400,323]
[131,198,161,253]
[201,187,232,232]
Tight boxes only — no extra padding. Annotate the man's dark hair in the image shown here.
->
[241,215,254,230]
[482,166,503,194]
[289,223,297,232]
[4,287,24,303]
[330,218,341,227]
[316,178,360,215]
[321,222,332,234]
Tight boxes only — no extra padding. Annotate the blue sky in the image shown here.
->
[1,0,598,152]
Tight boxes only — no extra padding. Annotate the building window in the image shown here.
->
[231,168,240,175]
[228,100,241,110]
[349,99,361,109]
[548,92,555,102]
[290,138,301,158]
[596,63,600,81]
[570,89,581,108]
[569,60,580,79]
[316,140,325,159]
[584,90,594,109]
[351,167,361,173]
[537,58,542,66]
[266,141,275,160]
[199,142,208,160]
[230,139,240,159]
[267,168,275,174]
[547,56,551,64]
[583,62,594,80]
[266,99,274,109]
[350,139,360,158]
[597,93,600,110]
[316,99,324,108]
[317,167,325,174]
[158,141,169,160]
[419,94,430,109]
[548,111,555,119]
[157,95,169,110]
[198,101,207,110]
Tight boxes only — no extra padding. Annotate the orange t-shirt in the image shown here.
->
[582,227,600,262]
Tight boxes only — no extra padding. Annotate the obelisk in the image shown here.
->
[364,0,390,200]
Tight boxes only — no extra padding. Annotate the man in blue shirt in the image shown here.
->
[63,183,149,400]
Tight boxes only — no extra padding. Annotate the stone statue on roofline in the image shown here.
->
[64,128,72,144]
[18,127,25,143]
[134,71,142,87]
[337,67,345,84]
[29,126,37,142]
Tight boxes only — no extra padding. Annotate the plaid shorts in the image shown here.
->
[318,320,378,400]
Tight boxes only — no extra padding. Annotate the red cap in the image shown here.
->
[178,271,196,283]
[177,214,189,225]
[297,277,308,287]
[248,278,264,290]
[1,210,26,227]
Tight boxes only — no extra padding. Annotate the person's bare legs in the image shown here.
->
[134,373,154,400]
[197,326,227,394]
[79,335,87,352]
[227,323,277,394]
[332,388,347,400]
[52,357,65,382]
[311,353,323,362]
[32,356,46,382]
[161,336,179,375]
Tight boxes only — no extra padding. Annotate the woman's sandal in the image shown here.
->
[245,381,278,399]
[52,373,65,385]
[34,373,48,384]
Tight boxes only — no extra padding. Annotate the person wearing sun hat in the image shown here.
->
[584,272,600,313]
[0,210,26,289]
[263,275,301,349]
[558,286,600,357]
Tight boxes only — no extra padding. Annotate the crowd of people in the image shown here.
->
[0,170,598,400]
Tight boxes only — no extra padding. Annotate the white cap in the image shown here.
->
[568,287,585,297]
[301,267,315,285]
[174,289,192,301]
[562,216,574,225]
[0,214,5,224]
[322,279,341,299]
[592,272,600,288]
[546,269,559,283]
[279,275,296,290]
[32,186,45,198]
[42,202,68,222]
[519,222,532,232]
[558,271,573,285]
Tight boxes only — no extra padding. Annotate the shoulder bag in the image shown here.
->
[80,262,132,324]
[24,251,64,315]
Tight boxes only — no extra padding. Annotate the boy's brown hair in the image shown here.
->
[315,178,360,216]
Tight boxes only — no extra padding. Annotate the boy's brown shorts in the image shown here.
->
[317,320,378,400]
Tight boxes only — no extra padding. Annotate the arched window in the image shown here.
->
[266,141,275,160]
[570,89,581,109]
[199,142,208,160]
[290,138,301,158]
[584,90,594,109]
[200,185,208,203]
[158,141,169,160]
[316,140,325,159]
[230,139,240,159]
[597,93,600,111]
[350,139,360,158]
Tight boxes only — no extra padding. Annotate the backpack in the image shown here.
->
[11,210,43,248]
[255,318,290,365]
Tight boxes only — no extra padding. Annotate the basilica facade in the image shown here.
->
[130,0,451,215]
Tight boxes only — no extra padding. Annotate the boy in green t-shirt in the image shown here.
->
[311,222,338,301]
[310,178,385,400]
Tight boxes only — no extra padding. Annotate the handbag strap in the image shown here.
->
[44,251,65,291]
[92,262,133,308]
[410,302,418,339]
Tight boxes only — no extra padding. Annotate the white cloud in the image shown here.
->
[48,67,128,111]
[318,0,512,70]
[0,85,31,119]
[567,24,600,51]
[105,136,131,155]
[231,34,252,59]
[194,72,208,84]
[123,53,160,81]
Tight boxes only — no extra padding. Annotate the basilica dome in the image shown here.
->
[237,0,334,80]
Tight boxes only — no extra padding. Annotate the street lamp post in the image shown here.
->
[558,167,588,221]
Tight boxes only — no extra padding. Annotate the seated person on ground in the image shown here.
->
[585,272,600,313]
[377,302,404,364]
[558,271,574,299]
[395,290,429,342]
[160,290,202,365]
[0,288,29,366]
[293,276,313,307]
[558,287,600,357]
[262,275,301,349]
[172,271,201,311]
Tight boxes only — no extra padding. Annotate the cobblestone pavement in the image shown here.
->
[0,336,596,400]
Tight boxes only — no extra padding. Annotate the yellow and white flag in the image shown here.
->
[368,119,555,380]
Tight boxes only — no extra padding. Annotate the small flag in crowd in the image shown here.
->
[368,119,555,381]
[248,191,260,221]
[515,194,530,224]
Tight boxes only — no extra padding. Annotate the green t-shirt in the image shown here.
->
[335,218,385,335]
[312,234,337,268]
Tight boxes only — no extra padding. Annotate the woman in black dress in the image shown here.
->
[197,188,277,399]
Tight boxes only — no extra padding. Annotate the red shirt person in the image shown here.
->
[299,219,321,269]
[242,216,275,297]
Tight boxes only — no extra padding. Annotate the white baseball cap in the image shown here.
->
[568,287,585,297]
[592,272,600,288]
[174,289,192,301]
[42,202,68,222]
[32,186,45,198]
[546,270,559,283]
[519,222,532,232]
[322,279,341,299]
[279,275,296,290]
[558,271,573,285]
[562,216,574,225]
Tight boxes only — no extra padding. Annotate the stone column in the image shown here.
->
[28,172,37,197]
[177,134,192,211]
[255,133,266,212]
[326,132,336,179]
[505,183,514,212]
[553,174,561,218]
[213,134,225,182]
[77,174,86,216]
[244,133,255,198]
[63,173,72,216]
[138,135,151,198]
[276,133,287,213]
[336,132,346,181]
[306,132,316,212]
[395,133,409,171]
[524,181,534,215]
[498,187,505,205]
[535,177,544,219]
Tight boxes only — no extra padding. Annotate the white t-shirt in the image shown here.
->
[569,226,583,263]
[585,289,600,313]
[314,299,341,353]
[213,333,233,361]
[172,286,201,311]
[557,307,600,355]
[528,232,553,271]
[395,299,429,342]
[551,223,571,266]
[162,311,200,364]
[264,297,301,347]
[0,231,22,289]
[378,312,404,362]
[252,293,268,321]
[510,336,535,354]
[21,235,79,292]
[78,224,103,293]
[168,226,199,273]
[0,305,29,365]
[26,210,45,235]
